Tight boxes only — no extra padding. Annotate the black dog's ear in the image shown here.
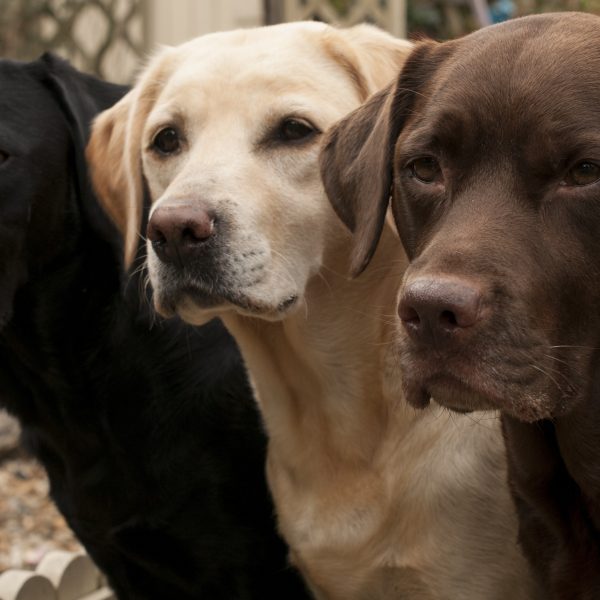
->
[38,53,127,158]
[35,53,128,234]
[320,41,449,276]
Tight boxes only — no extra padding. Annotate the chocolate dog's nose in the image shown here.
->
[399,276,483,345]
[147,205,215,265]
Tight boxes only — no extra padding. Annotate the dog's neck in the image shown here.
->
[220,223,529,600]
[222,222,411,472]
[524,392,600,529]
[0,201,151,428]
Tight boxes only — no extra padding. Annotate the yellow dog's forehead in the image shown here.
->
[152,22,362,123]
[173,19,330,60]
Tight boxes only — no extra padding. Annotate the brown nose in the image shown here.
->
[398,276,484,346]
[147,205,215,266]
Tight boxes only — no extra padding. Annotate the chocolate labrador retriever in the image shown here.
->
[321,11,600,599]
[0,55,307,599]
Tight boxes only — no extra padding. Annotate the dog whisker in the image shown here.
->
[529,363,569,395]
[543,353,571,367]
[546,344,600,351]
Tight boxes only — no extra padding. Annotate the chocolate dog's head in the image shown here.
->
[321,12,600,421]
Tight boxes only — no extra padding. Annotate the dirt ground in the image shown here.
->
[0,410,82,572]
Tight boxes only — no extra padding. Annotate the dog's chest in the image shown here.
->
[267,429,440,598]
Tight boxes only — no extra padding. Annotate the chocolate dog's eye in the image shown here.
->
[564,161,600,186]
[410,157,442,184]
[152,127,181,155]
[278,118,316,143]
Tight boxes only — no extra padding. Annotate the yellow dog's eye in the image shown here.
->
[563,161,600,187]
[278,118,316,143]
[409,157,442,184]
[152,127,181,155]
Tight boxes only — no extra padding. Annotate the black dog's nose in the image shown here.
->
[147,205,215,265]
[399,276,483,346]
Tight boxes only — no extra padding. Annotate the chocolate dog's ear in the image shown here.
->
[320,84,398,276]
[87,48,177,269]
[320,41,448,276]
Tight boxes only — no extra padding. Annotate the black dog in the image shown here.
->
[321,12,600,599]
[0,54,308,600]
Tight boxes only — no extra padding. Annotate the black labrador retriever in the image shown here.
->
[321,12,600,599]
[0,54,308,600]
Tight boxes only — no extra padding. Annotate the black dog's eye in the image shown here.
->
[0,150,8,164]
[277,118,317,143]
[152,127,181,156]
[409,157,442,184]
[563,161,600,187]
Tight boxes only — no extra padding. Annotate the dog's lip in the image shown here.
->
[429,375,500,412]
[156,282,298,318]
[401,351,571,421]
[403,370,502,413]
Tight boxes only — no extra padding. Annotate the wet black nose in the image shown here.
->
[398,276,484,346]
[147,205,215,265]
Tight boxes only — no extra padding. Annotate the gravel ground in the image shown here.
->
[0,410,82,572]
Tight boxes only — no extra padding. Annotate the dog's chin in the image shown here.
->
[403,372,556,422]
[430,378,499,414]
[154,283,300,324]
[404,375,498,413]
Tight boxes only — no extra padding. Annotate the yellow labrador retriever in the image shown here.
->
[87,22,538,600]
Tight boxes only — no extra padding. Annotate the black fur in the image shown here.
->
[0,54,308,600]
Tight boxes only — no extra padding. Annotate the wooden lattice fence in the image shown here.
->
[0,0,147,83]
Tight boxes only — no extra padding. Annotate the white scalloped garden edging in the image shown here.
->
[0,551,114,600]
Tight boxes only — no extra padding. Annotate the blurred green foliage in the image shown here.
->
[328,0,354,14]
[407,0,600,39]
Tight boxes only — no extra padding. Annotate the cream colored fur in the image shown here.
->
[88,22,538,599]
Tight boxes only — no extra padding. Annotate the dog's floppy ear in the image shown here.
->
[37,53,128,226]
[87,48,176,268]
[40,53,126,157]
[320,41,450,276]
[87,94,141,268]
[325,24,414,99]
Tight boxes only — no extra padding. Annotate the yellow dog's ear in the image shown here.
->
[322,23,414,101]
[87,97,139,268]
[87,48,177,268]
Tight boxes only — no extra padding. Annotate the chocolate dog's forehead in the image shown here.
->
[457,12,600,62]
[402,14,600,159]
[421,13,599,107]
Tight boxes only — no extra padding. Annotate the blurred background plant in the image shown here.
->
[408,0,600,38]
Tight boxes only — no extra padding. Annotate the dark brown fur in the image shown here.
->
[321,12,600,598]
